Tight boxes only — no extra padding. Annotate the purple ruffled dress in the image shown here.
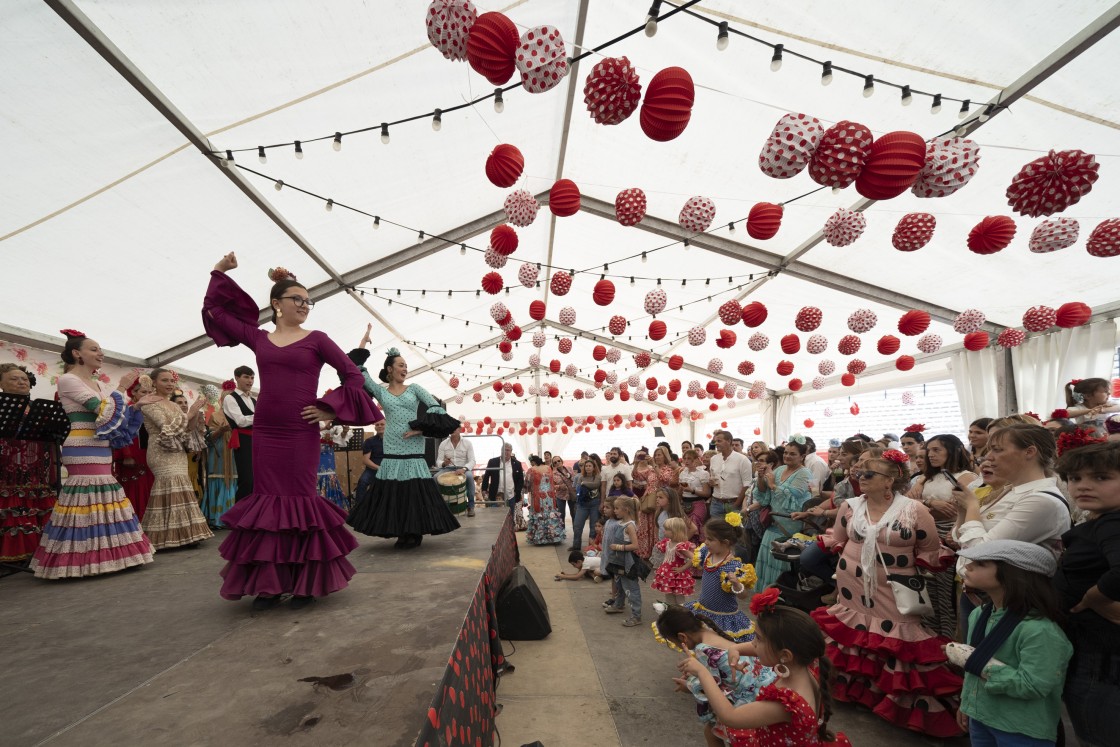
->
[202,271,383,600]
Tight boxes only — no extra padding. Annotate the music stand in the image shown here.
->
[0,395,69,577]
[336,428,364,500]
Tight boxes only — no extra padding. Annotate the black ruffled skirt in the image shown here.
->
[347,477,461,538]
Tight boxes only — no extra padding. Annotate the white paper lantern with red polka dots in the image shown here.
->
[644,289,667,316]
[504,189,540,226]
[679,196,716,233]
[708,358,723,374]
[425,0,478,62]
[847,309,877,333]
[1029,218,1079,254]
[750,381,768,398]
[454,394,464,404]
[912,137,981,199]
[823,407,833,417]
[516,25,568,94]
[688,326,706,346]
[812,376,826,390]
[724,382,737,397]
[606,371,618,384]
[528,353,540,367]
[518,263,539,287]
[758,112,825,179]
[484,246,507,268]
[748,333,769,351]
[559,306,576,325]
[917,334,942,353]
[628,374,641,388]
[606,347,621,363]
[953,309,986,334]
[823,207,867,247]
[501,351,513,361]
[564,363,577,376]
[997,329,1026,348]
[489,302,509,322]
[807,334,828,354]
[818,360,835,376]
[532,330,546,348]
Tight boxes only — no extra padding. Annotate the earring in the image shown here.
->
[774,662,790,679]
[276,310,283,318]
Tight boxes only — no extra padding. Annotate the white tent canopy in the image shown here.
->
[4,0,1119,445]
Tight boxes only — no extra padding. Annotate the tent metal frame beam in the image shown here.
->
[408,321,543,378]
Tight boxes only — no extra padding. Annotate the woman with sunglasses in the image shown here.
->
[202,253,383,610]
[811,451,963,738]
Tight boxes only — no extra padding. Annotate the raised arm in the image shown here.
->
[315,333,384,426]
[201,253,262,350]
[58,375,143,448]
[408,383,461,439]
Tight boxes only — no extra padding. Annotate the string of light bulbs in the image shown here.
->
[659,0,992,117]
[208,0,703,160]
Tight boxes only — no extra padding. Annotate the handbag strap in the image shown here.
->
[965,603,1023,677]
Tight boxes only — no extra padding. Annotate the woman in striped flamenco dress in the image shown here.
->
[31,330,157,578]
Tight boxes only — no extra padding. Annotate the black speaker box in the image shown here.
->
[495,566,551,640]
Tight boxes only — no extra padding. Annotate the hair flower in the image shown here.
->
[267,266,296,283]
[1070,378,1082,386]
[59,328,85,338]
[386,347,401,358]
[788,433,806,445]
[221,379,237,391]
[749,587,781,616]
[904,423,926,433]
[1056,427,1107,457]
[725,511,743,528]
[650,622,685,653]
[881,449,909,465]
[1049,408,1069,420]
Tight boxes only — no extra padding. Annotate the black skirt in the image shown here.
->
[347,476,460,538]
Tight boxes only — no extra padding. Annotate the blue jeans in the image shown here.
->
[572,502,600,550]
[969,720,1054,746]
[710,499,735,522]
[612,573,641,618]
[799,542,837,585]
[1064,648,1120,747]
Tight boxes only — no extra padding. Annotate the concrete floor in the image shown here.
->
[3,508,971,746]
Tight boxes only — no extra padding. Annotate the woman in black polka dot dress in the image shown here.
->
[810,451,964,738]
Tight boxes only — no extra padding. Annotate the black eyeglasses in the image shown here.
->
[857,470,894,480]
[281,296,315,309]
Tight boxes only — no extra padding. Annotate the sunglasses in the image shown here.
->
[857,470,895,480]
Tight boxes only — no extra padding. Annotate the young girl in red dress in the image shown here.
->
[679,588,850,746]
[651,517,695,606]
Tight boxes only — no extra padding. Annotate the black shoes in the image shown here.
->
[251,595,281,611]
[289,595,316,610]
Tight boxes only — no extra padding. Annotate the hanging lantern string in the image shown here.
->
[234,163,796,284]
[666,0,987,109]
[208,0,703,157]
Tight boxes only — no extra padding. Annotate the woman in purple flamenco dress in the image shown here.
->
[201,252,383,610]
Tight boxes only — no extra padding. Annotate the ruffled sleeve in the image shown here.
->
[408,384,460,438]
[143,402,183,451]
[693,544,707,569]
[719,556,757,592]
[655,538,669,554]
[315,333,384,426]
[201,271,263,350]
[95,389,144,449]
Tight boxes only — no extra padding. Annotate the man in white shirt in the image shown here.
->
[482,443,524,513]
[437,426,477,516]
[707,430,752,521]
[599,446,633,509]
[678,449,711,529]
[803,436,830,497]
[222,365,256,501]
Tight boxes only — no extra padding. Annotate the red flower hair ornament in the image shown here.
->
[904,423,926,433]
[221,379,237,392]
[1057,427,1107,457]
[1049,408,1069,420]
[268,266,297,283]
[881,449,910,465]
[749,587,781,616]
[59,328,85,338]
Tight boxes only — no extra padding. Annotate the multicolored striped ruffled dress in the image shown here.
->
[31,374,154,578]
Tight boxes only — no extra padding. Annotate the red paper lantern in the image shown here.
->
[481,272,503,294]
[505,325,522,341]
[549,359,560,373]
[668,379,682,392]
[549,178,581,217]
[898,310,931,336]
[809,120,874,189]
[968,216,1017,255]
[648,320,666,340]
[840,373,856,387]
[593,369,607,383]
[803,418,815,428]
[716,329,737,349]
[490,224,519,255]
[850,403,860,415]
[896,355,915,371]
[646,377,658,391]
[877,335,901,355]
[639,67,695,142]
[741,302,768,328]
[964,332,990,351]
[997,329,1026,348]
[1006,149,1100,217]
[492,381,503,391]
[1087,219,1120,258]
[668,355,684,370]
[593,278,615,306]
[1056,302,1092,328]
[746,202,783,240]
[592,345,606,361]
[485,144,524,188]
[583,55,641,125]
[528,300,546,320]
[855,131,927,200]
[789,378,803,391]
[466,12,519,85]
[473,393,482,402]
[777,360,794,376]
[780,334,801,354]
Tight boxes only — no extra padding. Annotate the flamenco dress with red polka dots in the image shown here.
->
[723,683,852,747]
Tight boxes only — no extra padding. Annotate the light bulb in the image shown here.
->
[821,61,833,86]
[958,99,970,119]
[979,104,993,122]
[645,1,661,36]
[325,199,333,212]
[224,149,234,168]
[332,132,342,151]
[372,216,380,229]
[432,109,442,131]
[770,44,783,72]
[274,180,284,191]
[493,88,504,113]
[294,140,303,159]
[716,21,729,51]
[931,94,942,114]
[460,244,467,255]
[380,123,390,144]
[258,146,267,164]
[862,74,875,98]
[901,85,912,106]
[641,251,648,263]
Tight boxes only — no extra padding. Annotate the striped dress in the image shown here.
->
[31,374,154,578]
